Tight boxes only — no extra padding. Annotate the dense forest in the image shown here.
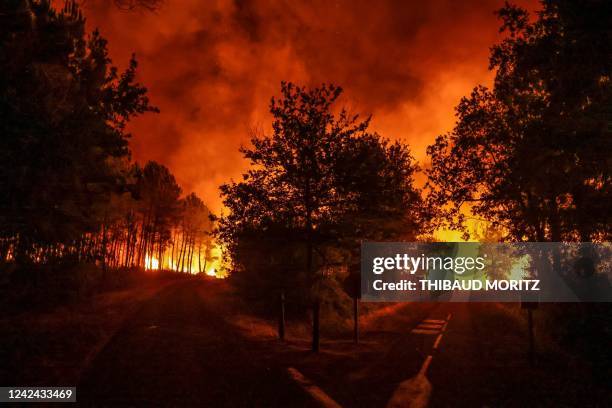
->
[0,0,217,277]
[215,1,611,349]
[1,3,611,406]
[0,0,610,355]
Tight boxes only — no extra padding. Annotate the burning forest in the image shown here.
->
[1,0,610,407]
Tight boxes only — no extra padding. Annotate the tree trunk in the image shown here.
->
[158,233,163,270]
[353,296,359,344]
[178,233,187,272]
[170,231,176,270]
[198,242,202,273]
[124,224,131,267]
[101,219,107,273]
[305,186,319,352]
[527,308,535,366]
[312,300,320,352]
[278,290,286,341]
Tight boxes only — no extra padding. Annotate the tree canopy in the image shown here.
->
[218,82,427,348]
[219,82,426,277]
[0,0,156,256]
[0,1,215,274]
[427,0,611,242]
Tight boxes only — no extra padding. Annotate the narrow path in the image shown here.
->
[78,280,315,407]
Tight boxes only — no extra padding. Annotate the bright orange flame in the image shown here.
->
[206,244,227,278]
[145,254,159,270]
[434,229,465,242]
[141,241,227,277]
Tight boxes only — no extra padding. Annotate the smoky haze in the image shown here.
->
[82,0,536,211]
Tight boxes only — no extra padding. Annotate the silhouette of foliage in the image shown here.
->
[0,1,214,274]
[218,82,427,348]
[427,0,612,242]
[0,0,156,262]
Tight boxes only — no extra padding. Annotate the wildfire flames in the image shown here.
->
[144,244,226,278]
[145,254,159,271]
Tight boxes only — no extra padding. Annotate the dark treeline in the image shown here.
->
[427,0,611,243]
[0,0,610,356]
[0,1,215,275]
[218,0,611,351]
[218,82,429,349]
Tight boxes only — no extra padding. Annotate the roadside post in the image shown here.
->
[521,300,538,366]
[344,264,361,344]
[278,290,286,341]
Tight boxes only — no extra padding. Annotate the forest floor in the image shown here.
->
[2,278,610,406]
[0,272,183,387]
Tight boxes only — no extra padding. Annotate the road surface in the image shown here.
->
[76,280,610,407]
[78,281,316,406]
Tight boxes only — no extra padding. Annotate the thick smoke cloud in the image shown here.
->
[83,0,536,211]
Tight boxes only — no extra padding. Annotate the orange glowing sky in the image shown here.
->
[82,0,537,213]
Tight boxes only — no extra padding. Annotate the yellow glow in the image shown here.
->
[207,244,228,278]
[433,218,485,243]
[434,229,465,242]
[509,255,531,280]
[145,254,159,270]
[141,241,227,278]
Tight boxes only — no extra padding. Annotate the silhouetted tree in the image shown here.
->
[174,193,212,273]
[331,133,427,342]
[427,0,611,242]
[219,83,426,351]
[0,0,157,264]
[0,0,219,284]
[132,161,181,269]
[331,132,425,252]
